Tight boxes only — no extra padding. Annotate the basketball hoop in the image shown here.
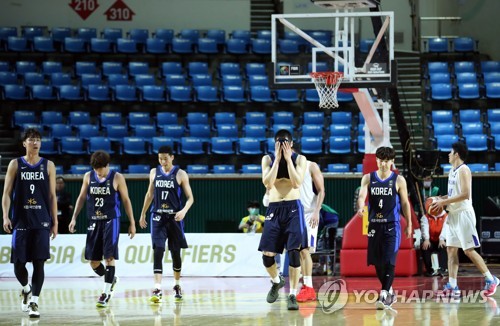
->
[310,72,344,109]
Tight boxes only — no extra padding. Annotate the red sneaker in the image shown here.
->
[297,285,317,302]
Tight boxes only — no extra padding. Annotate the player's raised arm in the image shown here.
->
[262,154,278,188]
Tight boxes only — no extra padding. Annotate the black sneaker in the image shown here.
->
[173,285,183,301]
[287,294,299,310]
[21,286,32,312]
[266,275,285,303]
[28,302,40,318]
[96,293,110,308]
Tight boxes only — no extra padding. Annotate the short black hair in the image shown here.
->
[375,146,396,160]
[274,129,293,142]
[22,128,42,141]
[451,142,468,161]
[56,176,65,182]
[247,200,260,208]
[158,146,174,155]
[90,150,111,169]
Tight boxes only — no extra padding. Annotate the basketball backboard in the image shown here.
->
[270,5,395,89]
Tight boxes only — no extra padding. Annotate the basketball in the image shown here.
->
[425,197,443,216]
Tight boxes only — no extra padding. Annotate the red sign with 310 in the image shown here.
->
[104,0,135,21]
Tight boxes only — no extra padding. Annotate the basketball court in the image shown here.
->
[1,271,499,325]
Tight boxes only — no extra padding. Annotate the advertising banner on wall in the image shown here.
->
[0,234,268,277]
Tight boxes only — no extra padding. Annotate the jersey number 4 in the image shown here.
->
[379,198,383,209]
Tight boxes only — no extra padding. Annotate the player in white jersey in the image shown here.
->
[296,160,325,302]
[432,142,499,297]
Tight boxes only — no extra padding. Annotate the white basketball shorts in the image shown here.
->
[446,208,480,250]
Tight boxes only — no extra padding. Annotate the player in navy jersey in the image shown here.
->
[356,147,412,310]
[259,129,307,310]
[139,146,194,303]
[69,150,136,307]
[2,128,58,319]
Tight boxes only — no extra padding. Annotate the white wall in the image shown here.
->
[0,0,250,32]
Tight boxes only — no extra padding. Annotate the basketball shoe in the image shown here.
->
[484,276,500,297]
[383,293,397,309]
[96,293,111,308]
[287,294,299,310]
[21,286,32,312]
[28,302,40,318]
[441,283,461,299]
[296,285,317,302]
[173,285,183,301]
[150,288,163,303]
[266,275,285,303]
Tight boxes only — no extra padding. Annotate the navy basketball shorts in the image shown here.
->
[10,228,50,263]
[258,200,307,254]
[367,221,401,266]
[150,213,188,251]
[85,218,120,261]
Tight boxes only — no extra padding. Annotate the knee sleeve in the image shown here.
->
[171,249,182,272]
[153,247,165,274]
[93,263,106,277]
[288,250,301,268]
[262,255,275,268]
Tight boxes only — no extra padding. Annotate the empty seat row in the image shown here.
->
[424,37,477,53]
[425,61,500,77]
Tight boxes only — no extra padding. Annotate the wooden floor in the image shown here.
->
[1,272,499,325]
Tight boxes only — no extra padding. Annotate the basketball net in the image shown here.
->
[310,72,344,109]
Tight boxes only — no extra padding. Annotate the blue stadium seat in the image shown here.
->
[88,137,113,154]
[359,39,375,54]
[188,124,211,141]
[50,27,71,45]
[77,124,99,140]
[244,124,267,140]
[0,72,17,86]
[128,62,149,77]
[206,29,226,45]
[245,112,266,125]
[241,164,262,174]
[251,39,271,54]
[429,72,451,84]
[219,63,241,77]
[457,83,480,99]
[435,134,458,152]
[50,124,72,139]
[459,109,481,123]
[300,137,323,154]
[146,38,168,54]
[7,36,29,52]
[238,137,263,155]
[328,136,351,154]
[161,62,183,76]
[39,137,59,155]
[337,91,354,102]
[0,27,17,47]
[102,28,123,43]
[214,112,236,127]
[481,61,500,74]
[487,109,500,123]
[141,85,166,102]
[100,112,122,127]
[171,38,193,54]
[187,165,209,174]
[41,111,63,126]
[327,164,350,173]
[210,137,235,154]
[188,62,209,77]
[22,27,43,41]
[430,83,453,100]
[428,38,448,53]
[90,38,112,53]
[107,74,129,88]
[80,73,102,89]
[0,61,10,72]
[109,164,122,172]
[276,89,299,102]
[75,62,98,77]
[156,112,178,128]
[197,38,218,54]
[468,163,488,172]
[102,62,123,77]
[222,86,246,102]
[272,124,294,136]
[58,85,84,101]
[329,124,351,137]
[222,74,244,87]
[154,29,174,44]
[307,62,330,73]
[87,85,111,101]
[431,110,454,124]
[427,62,449,75]
[217,124,238,141]
[357,135,366,153]
[465,134,488,151]
[134,125,156,138]
[245,63,267,76]
[186,112,208,126]
[302,125,323,138]
[64,37,86,53]
[278,39,300,54]
[455,72,477,84]
[151,137,175,154]
[304,88,320,102]
[213,165,236,174]
[266,137,275,154]
[191,74,212,87]
[453,37,475,52]
[128,164,151,174]
[493,134,500,151]
[114,84,138,101]
[4,85,28,100]
[272,111,294,125]
[163,125,184,141]
[23,72,45,87]
[13,110,36,127]
[303,111,325,126]
[225,38,248,54]
[116,38,138,53]
[257,30,272,39]
[179,29,200,43]
[128,112,150,128]
[15,61,37,75]
[231,30,252,44]
[432,122,456,136]
[33,36,56,52]
[485,82,500,99]
[331,111,352,125]
[105,125,128,142]
[180,137,206,154]
[50,73,72,88]
[168,85,192,102]
[454,61,475,74]
[61,136,86,154]
[31,85,56,100]
[128,29,149,44]
[461,122,483,136]
[69,165,91,175]
[76,28,97,42]
[484,72,500,83]
[123,137,149,155]
[250,86,273,102]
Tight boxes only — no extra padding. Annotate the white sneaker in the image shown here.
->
[21,286,32,312]
[28,302,40,318]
